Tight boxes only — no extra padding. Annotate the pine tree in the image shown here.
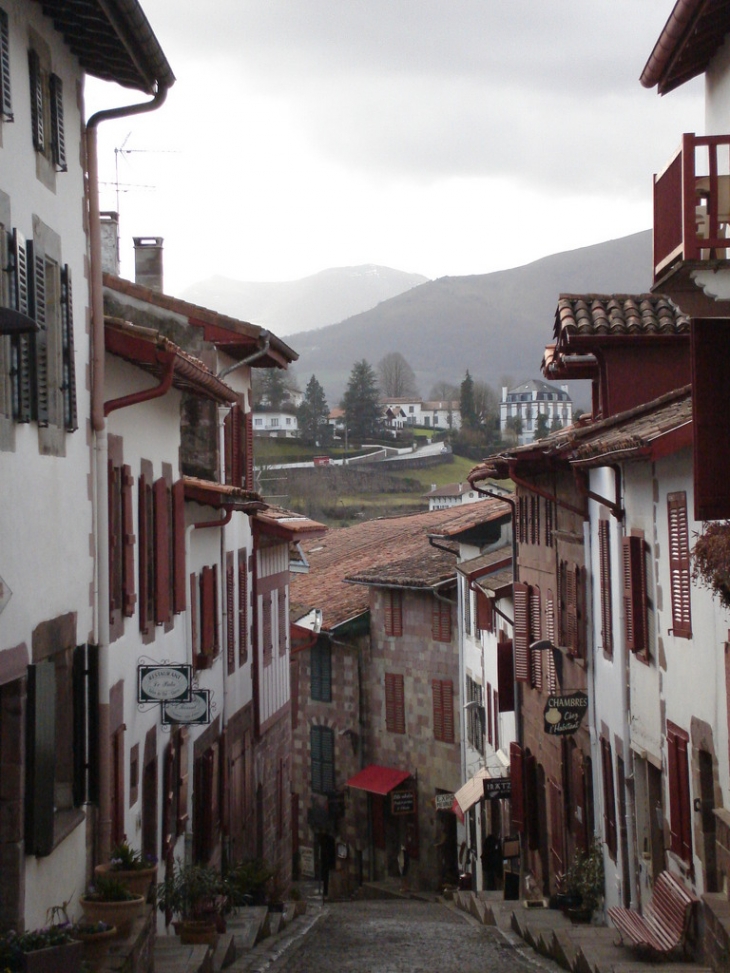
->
[342,360,381,444]
[460,370,477,429]
[297,375,330,446]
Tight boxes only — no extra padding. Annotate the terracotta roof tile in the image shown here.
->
[290,500,509,631]
[554,294,689,342]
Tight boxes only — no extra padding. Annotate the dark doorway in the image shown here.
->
[699,749,718,892]
[141,727,157,864]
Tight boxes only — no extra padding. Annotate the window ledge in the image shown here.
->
[51,806,85,852]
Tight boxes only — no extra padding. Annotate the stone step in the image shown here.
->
[154,938,212,973]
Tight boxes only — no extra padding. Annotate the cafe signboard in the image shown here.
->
[137,664,193,703]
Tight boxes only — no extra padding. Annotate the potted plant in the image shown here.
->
[222,858,272,909]
[78,875,145,935]
[70,921,117,972]
[156,861,225,946]
[289,885,307,917]
[94,840,158,899]
[559,840,605,923]
[0,925,83,973]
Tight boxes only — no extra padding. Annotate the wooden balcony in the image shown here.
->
[653,133,730,284]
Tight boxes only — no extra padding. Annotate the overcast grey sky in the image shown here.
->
[86,1,703,295]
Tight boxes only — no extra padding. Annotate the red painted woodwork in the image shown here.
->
[172,479,186,614]
[692,317,730,520]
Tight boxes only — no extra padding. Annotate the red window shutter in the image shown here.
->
[691,318,730,520]
[226,555,235,675]
[278,586,287,655]
[154,478,171,625]
[121,466,136,616]
[476,590,493,633]
[497,639,515,712]
[510,742,525,833]
[493,688,499,750]
[432,598,451,642]
[172,480,186,614]
[668,492,692,638]
[108,459,121,621]
[545,499,554,547]
[599,520,613,656]
[623,536,648,654]
[432,680,443,741]
[385,672,405,734]
[601,737,617,860]
[232,404,243,487]
[513,583,530,682]
[530,586,542,690]
[244,410,254,491]
[442,680,454,743]
[262,592,273,666]
[667,721,692,864]
[223,409,233,485]
[238,548,248,666]
[189,573,198,656]
[138,473,154,634]
[200,566,216,656]
[385,590,403,637]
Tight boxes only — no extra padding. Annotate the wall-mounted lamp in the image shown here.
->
[463,700,479,711]
[529,639,563,689]
[0,308,39,335]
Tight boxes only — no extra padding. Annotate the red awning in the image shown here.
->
[346,765,411,796]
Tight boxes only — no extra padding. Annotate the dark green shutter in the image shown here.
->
[0,9,12,120]
[49,73,66,172]
[28,49,44,152]
[60,265,77,431]
[10,229,32,422]
[28,239,47,425]
[26,661,56,856]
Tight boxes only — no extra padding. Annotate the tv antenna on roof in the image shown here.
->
[104,132,179,214]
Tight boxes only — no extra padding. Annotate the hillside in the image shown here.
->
[181,264,429,336]
[287,230,653,406]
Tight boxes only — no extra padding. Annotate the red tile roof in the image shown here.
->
[554,294,689,341]
[290,501,509,631]
[254,506,327,541]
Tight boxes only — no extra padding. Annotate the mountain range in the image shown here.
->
[285,230,653,409]
[181,265,428,336]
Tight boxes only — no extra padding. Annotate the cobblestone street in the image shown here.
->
[263,899,550,973]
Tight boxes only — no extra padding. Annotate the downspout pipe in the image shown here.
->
[218,332,271,380]
[87,86,169,865]
[104,352,175,416]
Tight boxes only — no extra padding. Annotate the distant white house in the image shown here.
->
[382,397,461,431]
[423,479,511,511]
[499,379,572,445]
[253,410,299,437]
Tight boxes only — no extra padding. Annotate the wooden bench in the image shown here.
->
[607,871,698,958]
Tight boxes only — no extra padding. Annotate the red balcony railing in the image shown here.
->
[653,132,730,280]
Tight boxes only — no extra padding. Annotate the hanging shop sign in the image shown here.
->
[543,691,588,735]
[391,789,417,815]
[137,664,193,703]
[483,778,512,800]
[161,689,211,725]
[435,793,455,811]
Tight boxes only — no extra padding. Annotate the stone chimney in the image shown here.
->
[99,212,120,275]
[133,236,164,293]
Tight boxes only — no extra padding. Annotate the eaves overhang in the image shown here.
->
[183,476,265,512]
[36,0,175,94]
[640,0,730,95]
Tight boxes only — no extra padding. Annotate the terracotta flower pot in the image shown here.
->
[79,894,145,934]
[95,862,158,899]
[20,940,83,973]
[175,919,219,947]
[73,927,117,971]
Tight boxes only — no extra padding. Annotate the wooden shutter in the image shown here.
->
[545,499,554,547]
[497,639,515,712]
[385,589,403,637]
[28,49,44,152]
[10,230,32,422]
[244,410,254,491]
[26,660,56,857]
[598,520,613,655]
[432,679,453,743]
[72,644,87,807]
[138,472,154,634]
[122,465,136,616]
[278,586,287,655]
[108,458,122,622]
[560,561,579,655]
[189,573,198,656]
[49,73,66,171]
[622,536,647,654]
[385,672,405,734]
[154,478,171,625]
[432,597,451,642]
[172,479,186,614]
[601,737,617,860]
[667,722,692,864]
[668,492,692,638]
[530,586,542,690]
[545,590,557,692]
[226,553,235,674]
[487,684,493,745]
[200,565,217,657]
[0,9,12,120]
[28,239,47,425]
[177,728,189,834]
[238,548,248,665]
[513,582,530,682]
[262,591,272,666]
[231,404,244,487]
[60,265,77,431]
[572,748,587,852]
[311,726,334,795]
[510,741,525,833]
[691,318,730,519]
[476,589,493,633]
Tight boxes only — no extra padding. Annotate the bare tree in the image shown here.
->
[377,352,419,398]
[429,380,459,402]
[473,380,499,424]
